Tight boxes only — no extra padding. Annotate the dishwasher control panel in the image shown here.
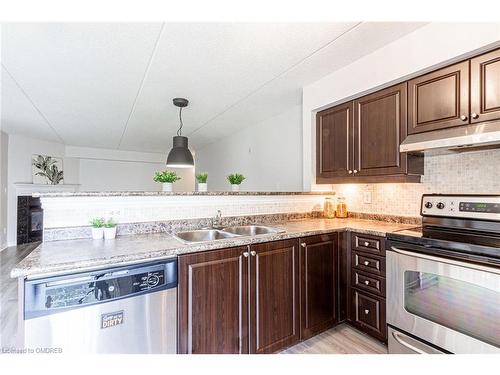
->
[24,259,177,319]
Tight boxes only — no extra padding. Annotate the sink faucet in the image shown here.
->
[212,210,223,229]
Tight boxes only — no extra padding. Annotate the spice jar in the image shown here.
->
[323,197,335,219]
[335,197,348,218]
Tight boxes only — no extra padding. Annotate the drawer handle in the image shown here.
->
[364,280,370,285]
[250,251,257,257]
[364,309,370,315]
[363,261,370,266]
[243,252,249,257]
[363,241,370,247]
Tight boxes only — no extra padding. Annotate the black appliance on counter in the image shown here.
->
[386,194,500,354]
[17,196,43,245]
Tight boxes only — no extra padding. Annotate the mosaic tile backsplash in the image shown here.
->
[332,149,500,218]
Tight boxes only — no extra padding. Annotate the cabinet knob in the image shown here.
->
[460,114,468,121]
[348,170,353,174]
[363,261,370,266]
[364,309,370,315]
[301,242,307,248]
[472,112,479,119]
[250,251,257,257]
[363,241,370,247]
[243,252,249,257]
[364,280,370,285]
[353,169,358,174]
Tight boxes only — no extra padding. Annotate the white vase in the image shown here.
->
[104,227,117,240]
[231,184,240,192]
[91,227,104,240]
[197,182,207,192]
[162,183,173,192]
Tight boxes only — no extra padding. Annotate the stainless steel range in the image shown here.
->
[386,194,500,354]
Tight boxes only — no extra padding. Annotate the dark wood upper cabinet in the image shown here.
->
[178,246,249,354]
[316,102,353,180]
[354,83,408,176]
[299,233,338,340]
[249,239,299,354]
[408,61,470,134]
[471,49,500,124]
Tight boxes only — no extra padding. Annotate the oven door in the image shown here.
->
[387,245,500,354]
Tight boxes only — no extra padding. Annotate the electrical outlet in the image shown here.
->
[363,191,372,204]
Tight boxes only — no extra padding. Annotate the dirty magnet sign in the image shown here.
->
[101,311,124,329]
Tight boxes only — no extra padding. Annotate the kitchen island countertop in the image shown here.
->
[11,218,415,279]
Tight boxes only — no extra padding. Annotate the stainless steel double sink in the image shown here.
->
[173,225,285,244]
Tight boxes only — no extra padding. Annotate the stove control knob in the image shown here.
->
[436,202,445,209]
[424,202,433,209]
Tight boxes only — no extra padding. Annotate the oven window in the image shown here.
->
[404,271,500,347]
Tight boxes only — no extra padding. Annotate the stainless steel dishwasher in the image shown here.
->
[22,259,177,354]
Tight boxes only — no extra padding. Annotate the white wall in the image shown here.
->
[0,132,8,250]
[302,22,500,190]
[196,105,303,191]
[5,134,195,245]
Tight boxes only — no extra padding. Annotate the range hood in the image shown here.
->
[400,121,500,153]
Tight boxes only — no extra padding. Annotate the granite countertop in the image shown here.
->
[11,218,414,279]
[33,191,336,198]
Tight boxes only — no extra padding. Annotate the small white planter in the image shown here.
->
[91,227,104,240]
[104,227,117,240]
[162,183,173,192]
[197,182,207,192]
[231,184,240,192]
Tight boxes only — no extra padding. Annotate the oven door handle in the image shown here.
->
[391,330,428,354]
[390,246,500,275]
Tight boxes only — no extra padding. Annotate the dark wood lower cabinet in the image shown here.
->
[178,246,249,354]
[249,239,300,354]
[178,232,387,354]
[350,289,387,342]
[299,233,338,340]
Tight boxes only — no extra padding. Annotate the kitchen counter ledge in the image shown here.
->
[11,218,414,279]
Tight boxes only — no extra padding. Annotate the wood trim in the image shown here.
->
[316,174,421,184]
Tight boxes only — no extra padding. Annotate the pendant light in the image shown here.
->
[166,98,194,168]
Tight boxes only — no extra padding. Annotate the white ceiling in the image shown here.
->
[1,22,426,152]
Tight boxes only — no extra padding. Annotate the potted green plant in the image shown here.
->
[89,217,105,240]
[196,172,208,192]
[103,218,117,240]
[153,170,181,192]
[227,173,246,192]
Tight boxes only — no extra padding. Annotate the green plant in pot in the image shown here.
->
[153,171,181,192]
[227,173,246,192]
[103,218,117,240]
[89,217,105,240]
[196,173,208,192]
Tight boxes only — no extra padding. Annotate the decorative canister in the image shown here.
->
[323,198,335,218]
[335,197,348,218]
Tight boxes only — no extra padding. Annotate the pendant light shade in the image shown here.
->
[166,98,194,168]
[166,135,194,168]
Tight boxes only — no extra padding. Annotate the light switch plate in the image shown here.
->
[363,191,372,204]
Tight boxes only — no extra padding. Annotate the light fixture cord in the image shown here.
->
[177,107,184,136]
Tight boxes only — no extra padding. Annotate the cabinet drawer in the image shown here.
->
[351,270,386,297]
[350,288,387,341]
[352,251,385,277]
[351,233,385,256]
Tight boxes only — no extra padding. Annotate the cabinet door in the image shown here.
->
[471,49,500,123]
[353,83,408,176]
[178,246,249,354]
[299,234,338,340]
[350,288,387,342]
[316,102,353,181]
[408,61,469,134]
[249,239,299,353]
